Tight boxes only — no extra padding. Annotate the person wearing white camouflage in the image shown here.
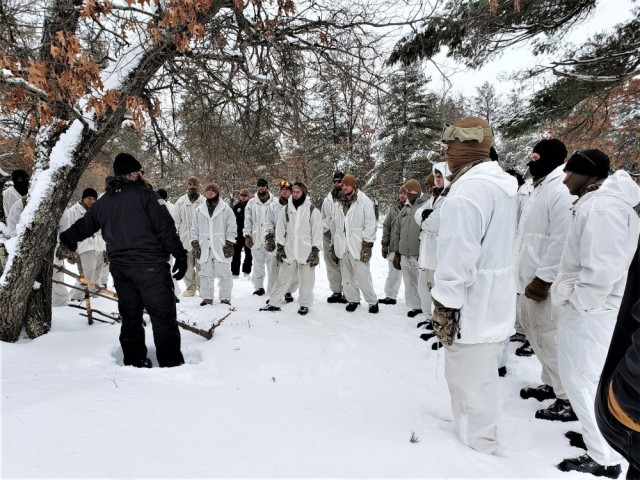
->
[243,178,275,296]
[174,176,205,297]
[321,171,348,304]
[379,186,406,305]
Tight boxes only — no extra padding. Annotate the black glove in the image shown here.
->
[264,232,276,252]
[191,240,201,259]
[244,235,254,249]
[307,246,320,267]
[360,241,373,262]
[381,244,389,259]
[172,256,188,280]
[276,244,286,263]
[223,240,235,258]
[392,252,402,270]
[421,209,433,221]
[102,251,109,264]
[432,299,460,346]
[524,276,552,302]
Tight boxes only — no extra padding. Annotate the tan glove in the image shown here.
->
[264,232,276,252]
[244,235,254,249]
[360,241,373,262]
[306,246,320,267]
[191,240,201,259]
[524,276,552,302]
[432,299,460,346]
[223,240,235,258]
[276,244,286,264]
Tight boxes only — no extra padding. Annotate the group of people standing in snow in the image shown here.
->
[2,113,640,478]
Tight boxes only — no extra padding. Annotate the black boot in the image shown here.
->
[510,332,525,342]
[407,309,423,318]
[520,384,555,401]
[327,292,342,303]
[498,366,507,377]
[259,305,281,312]
[431,341,443,350]
[346,302,359,312]
[420,331,437,342]
[369,303,379,314]
[253,288,266,296]
[378,297,397,305]
[416,320,433,329]
[557,454,621,478]
[565,431,587,450]
[535,399,578,422]
[298,306,309,315]
[284,293,294,303]
[515,340,534,357]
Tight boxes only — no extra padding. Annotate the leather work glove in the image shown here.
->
[57,244,78,264]
[244,235,254,249]
[330,243,339,264]
[432,298,460,346]
[360,241,374,262]
[264,232,276,252]
[381,243,389,259]
[223,240,235,258]
[172,255,188,280]
[392,252,402,270]
[191,240,201,259]
[421,209,433,221]
[306,246,320,267]
[102,251,109,264]
[276,244,286,264]
[524,276,552,302]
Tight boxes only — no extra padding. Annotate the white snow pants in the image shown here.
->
[268,254,299,297]
[400,255,421,310]
[445,341,502,455]
[558,305,623,466]
[268,261,314,308]
[199,257,232,301]
[323,232,343,294]
[418,268,434,317]
[69,250,104,301]
[383,253,402,300]
[514,294,525,335]
[52,258,68,307]
[184,251,200,292]
[521,296,567,400]
[251,246,271,290]
[340,252,378,305]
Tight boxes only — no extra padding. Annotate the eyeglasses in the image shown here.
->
[572,150,596,166]
[332,179,342,184]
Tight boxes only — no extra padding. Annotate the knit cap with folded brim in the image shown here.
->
[204,183,219,194]
[403,179,422,193]
[342,174,356,188]
[113,153,142,176]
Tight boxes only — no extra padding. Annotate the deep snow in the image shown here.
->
[1,230,627,478]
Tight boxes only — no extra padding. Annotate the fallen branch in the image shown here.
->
[76,255,93,325]
[52,279,117,302]
[177,311,232,340]
[68,303,121,323]
[48,260,118,299]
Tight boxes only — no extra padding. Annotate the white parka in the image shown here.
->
[243,192,274,249]
[513,165,576,293]
[190,200,237,264]
[2,186,21,221]
[433,161,519,344]
[415,162,451,270]
[321,191,339,234]
[276,196,322,264]
[330,190,376,259]
[174,193,205,251]
[60,202,106,254]
[551,170,640,312]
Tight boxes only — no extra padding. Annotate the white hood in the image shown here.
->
[455,161,518,197]
[433,162,451,189]
[593,170,640,208]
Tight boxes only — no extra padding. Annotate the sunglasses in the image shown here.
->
[572,150,596,166]
[332,179,342,183]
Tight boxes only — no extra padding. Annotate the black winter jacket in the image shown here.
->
[60,180,186,266]
[233,201,247,240]
[597,237,640,435]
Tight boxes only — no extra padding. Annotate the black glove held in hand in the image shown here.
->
[432,299,460,346]
[172,256,188,280]
[276,244,286,263]
[421,209,433,221]
[381,244,389,259]
[392,252,402,270]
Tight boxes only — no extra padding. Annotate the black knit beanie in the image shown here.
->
[113,153,142,176]
[564,149,610,179]
[82,188,98,199]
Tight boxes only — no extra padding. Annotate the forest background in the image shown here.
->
[0,0,639,340]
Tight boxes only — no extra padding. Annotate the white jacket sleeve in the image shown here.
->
[275,206,287,246]
[535,187,573,283]
[190,209,199,243]
[433,195,484,309]
[362,198,376,243]
[225,209,237,243]
[570,208,633,312]
[243,200,254,237]
[311,208,323,249]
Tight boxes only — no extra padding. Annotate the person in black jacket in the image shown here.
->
[60,153,188,368]
[231,188,252,277]
[596,238,640,479]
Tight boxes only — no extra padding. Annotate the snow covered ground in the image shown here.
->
[1,228,627,478]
